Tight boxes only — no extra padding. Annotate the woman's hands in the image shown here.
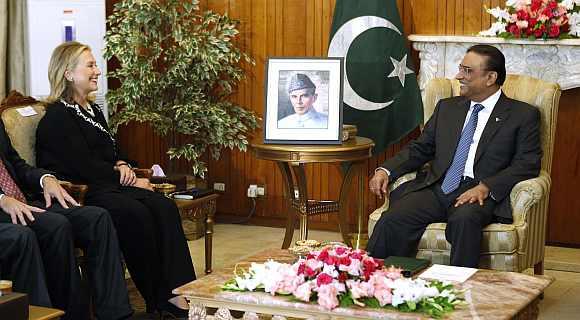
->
[115,161,137,186]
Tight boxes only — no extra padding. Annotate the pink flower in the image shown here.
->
[338,257,362,276]
[374,287,393,306]
[346,280,374,299]
[293,281,314,302]
[316,284,341,310]
[516,20,529,28]
[304,258,323,273]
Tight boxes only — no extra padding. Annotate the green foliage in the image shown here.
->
[104,0,259,177]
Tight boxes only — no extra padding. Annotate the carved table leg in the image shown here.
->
[278,162,297,249]
[338,162,356,247]
[205,198,216,274]
[292,163,309,241]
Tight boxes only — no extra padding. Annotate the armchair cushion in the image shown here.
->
[1,104,45,166]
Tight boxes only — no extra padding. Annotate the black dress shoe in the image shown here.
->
[159,303,188,320]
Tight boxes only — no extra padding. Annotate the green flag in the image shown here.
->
[328,0,423,153]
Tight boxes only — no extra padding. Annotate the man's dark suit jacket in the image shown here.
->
[382,92,542,220]
[0,121,51,200]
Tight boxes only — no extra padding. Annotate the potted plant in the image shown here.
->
[104,0,259,178]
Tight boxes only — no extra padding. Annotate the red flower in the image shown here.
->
[338,256,351,266]
[349,251,363,261]
[305,266,316,277]
[508,24,521,37]
[373,258,384,268]
[534,24,546,37]
[549,24,560,38]
[335,247,347,255]
[542,7,554,19]
[317,250,329,262]
[297,262,306,275]
[528,18,538,28]
[517,9,529,21]
[531,0,542,12]
[338,272,348,282]
[548,0,558,10]
[316,273,333,286]
[324,255,338,266]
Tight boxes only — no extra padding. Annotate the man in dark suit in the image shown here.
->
[367,45,541,267]
[0,121,132,319]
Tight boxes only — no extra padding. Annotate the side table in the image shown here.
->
[174,193,219,274]
[251,137,374,249]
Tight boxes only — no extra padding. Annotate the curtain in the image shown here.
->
[0,0,27,100]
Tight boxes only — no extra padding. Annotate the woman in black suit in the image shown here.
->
[36,41,195,318]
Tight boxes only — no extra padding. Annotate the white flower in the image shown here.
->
[440,289,457,302]
[234,274,260,291]
[487,7,512,22]
[562,0,580,10]
[569,12,580,37]
[506,0,531,8]
[322,263,339,278]
[479,22,508,36]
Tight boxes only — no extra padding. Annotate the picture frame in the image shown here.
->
[264,57,344,144]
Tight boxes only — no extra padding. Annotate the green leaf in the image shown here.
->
[104,0,260,177]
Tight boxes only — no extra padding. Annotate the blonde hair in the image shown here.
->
[46,41,94,103]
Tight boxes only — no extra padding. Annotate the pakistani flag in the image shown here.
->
[328,0,423,153]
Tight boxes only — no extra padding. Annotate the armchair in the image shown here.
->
[368,75,561,274]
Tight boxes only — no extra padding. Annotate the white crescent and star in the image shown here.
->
[328,16,411,111]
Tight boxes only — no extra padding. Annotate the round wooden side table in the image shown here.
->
[251,137,374,249]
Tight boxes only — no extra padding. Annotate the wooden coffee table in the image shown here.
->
[173,248,553,320]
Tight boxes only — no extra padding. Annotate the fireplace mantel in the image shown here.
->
[409,35,580,92]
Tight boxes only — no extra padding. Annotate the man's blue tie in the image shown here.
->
[441,103,484,194]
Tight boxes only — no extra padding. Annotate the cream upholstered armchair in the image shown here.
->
[0,91,89,204]
[368,74,561,274]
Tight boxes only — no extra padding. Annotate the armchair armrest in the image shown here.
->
[134,168,153,179]
[369,172,417,231]
[59,181,89,206]
[510,170,551,226]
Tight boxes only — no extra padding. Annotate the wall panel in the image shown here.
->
[107,0,580,245]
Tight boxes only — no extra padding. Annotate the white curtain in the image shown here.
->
[0,0,27,100]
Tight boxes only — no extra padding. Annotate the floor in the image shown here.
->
[128,224,580,319]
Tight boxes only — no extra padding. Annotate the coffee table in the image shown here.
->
[173,248,553,319]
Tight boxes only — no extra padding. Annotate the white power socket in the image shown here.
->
[247,184,258,198]
[213,182,225,192]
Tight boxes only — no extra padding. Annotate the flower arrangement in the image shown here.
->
[479,0,580,39]
[222,246,464,318]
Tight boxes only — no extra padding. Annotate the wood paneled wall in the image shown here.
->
[107,1,580,245]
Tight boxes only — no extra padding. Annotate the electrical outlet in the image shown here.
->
[213,182,225,192]
[256,185,266,196]
[247,184,258,198]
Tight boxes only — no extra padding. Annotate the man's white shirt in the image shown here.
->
[462,88,501,179]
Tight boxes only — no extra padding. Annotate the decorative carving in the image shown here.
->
[214,307,234,320]
[242,312,259,320]
[188,303,207,320]
[409,35,580,92]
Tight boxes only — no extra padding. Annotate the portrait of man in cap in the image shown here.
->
[278,73,329,129]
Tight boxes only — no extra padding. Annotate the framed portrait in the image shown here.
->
[264,57,344,144]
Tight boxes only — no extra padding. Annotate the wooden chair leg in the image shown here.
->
[534,260,544,275]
